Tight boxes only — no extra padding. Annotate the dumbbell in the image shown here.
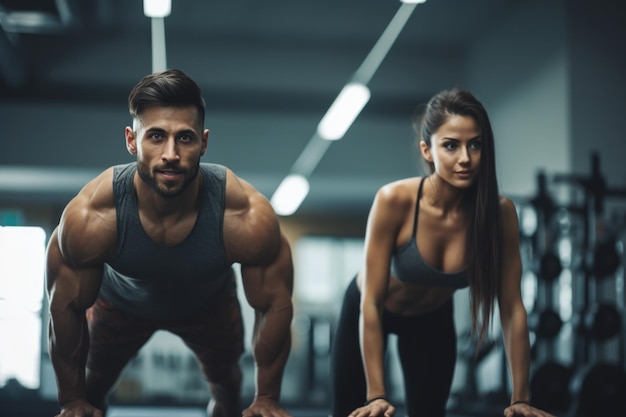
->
[529,361,572,413]
[590,236,621,279]
[573,302,622,342]
[570,362,626,417]
[535,251,563,282]
[528,308,563,340]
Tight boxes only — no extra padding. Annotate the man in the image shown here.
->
[46,69,294,417]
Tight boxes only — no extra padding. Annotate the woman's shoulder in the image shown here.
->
[374,176,422,210]
[498,195,518,215]
[498,195,521,232]
[378,176,422,196]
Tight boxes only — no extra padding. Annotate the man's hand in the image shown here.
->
[55,399,103,417]
[242,396,292,417]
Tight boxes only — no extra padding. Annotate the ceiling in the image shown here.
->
[0,0,521,218]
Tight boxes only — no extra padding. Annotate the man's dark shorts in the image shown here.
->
[85,289,244,376]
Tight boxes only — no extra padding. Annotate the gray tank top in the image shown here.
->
[99,162,234,320]
[390,178,469,288]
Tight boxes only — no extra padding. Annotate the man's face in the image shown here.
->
[126,106,208,199]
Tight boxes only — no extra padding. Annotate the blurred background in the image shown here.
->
[1,0,626,416]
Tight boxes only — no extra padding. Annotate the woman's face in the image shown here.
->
[421,114,481,188]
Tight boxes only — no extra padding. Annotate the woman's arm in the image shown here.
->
[497,197,531,403]
[498,197,555,417]
[357,184,408,416]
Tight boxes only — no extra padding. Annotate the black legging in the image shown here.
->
[330,277,457,417]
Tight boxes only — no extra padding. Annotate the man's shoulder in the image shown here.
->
[221,168,281,261]
[222,167,270,213]
[62,167,117,235]
[81,166,118,206]
[58,170,118,266]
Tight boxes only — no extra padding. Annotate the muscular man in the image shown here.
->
[46,69,294,417]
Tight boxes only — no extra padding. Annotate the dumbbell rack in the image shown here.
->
[552,152,626,417]
[527,170,572,414]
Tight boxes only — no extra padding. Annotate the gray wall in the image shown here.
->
[569,1,626,188]
[468,0,570,198]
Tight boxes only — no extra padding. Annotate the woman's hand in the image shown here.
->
[504,401,557,417]
[349,397,395,417]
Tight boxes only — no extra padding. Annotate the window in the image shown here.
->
[0,226,47,389]
[294,236,364,306]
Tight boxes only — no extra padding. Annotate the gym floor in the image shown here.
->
[0,383,518,417]
[0,402,508,417]
[0,401,502,417]
[105,405,501,417]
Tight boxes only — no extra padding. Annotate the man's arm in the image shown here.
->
[240,233,294,403]
[46,228,104,414]
[223,170,294,416]
[45,170,115,416]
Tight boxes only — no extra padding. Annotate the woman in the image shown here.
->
[330,88,555,417]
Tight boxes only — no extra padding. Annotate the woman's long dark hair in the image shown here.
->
[414,88,501,347]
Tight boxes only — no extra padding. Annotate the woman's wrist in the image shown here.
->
[511,399,530,406]
[364,395,388,406]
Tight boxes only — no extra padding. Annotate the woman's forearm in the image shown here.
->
[502,305,531,403]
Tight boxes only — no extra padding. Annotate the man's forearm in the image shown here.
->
[252,305,293,400]
[49,308,90,405]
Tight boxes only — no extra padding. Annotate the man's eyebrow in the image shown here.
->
[145,127,197,137]
[177,129,197,136]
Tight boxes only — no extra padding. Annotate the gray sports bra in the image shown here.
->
[389,178,469,288]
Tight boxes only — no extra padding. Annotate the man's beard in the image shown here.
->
[136,159,200,199]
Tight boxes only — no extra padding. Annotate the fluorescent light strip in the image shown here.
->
[291,133,333,177]
[270,2,420,215]
[270,174,310,216]
[151,17,167,73]
[144,0,172,18]
[144,0,169,73]
[317,82,371,141]
[353,2,419,84]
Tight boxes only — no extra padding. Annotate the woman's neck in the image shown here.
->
[423,174,469,215]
